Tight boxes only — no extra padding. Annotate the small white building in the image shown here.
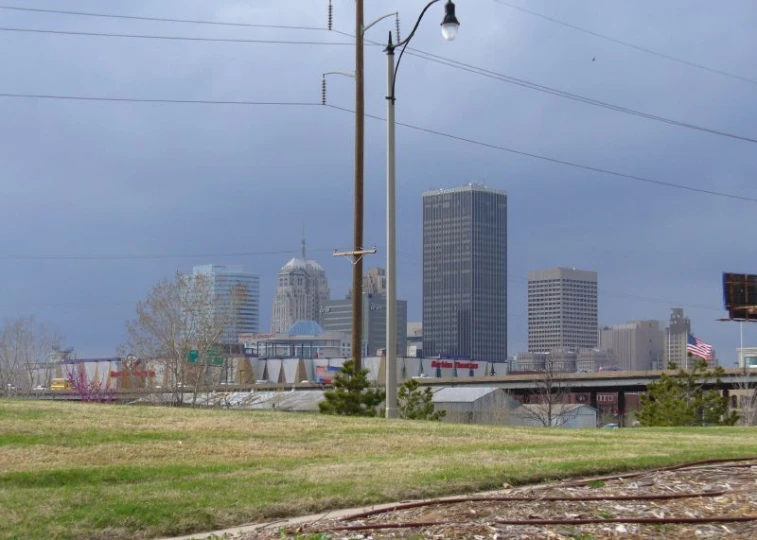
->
[738,347,757,369]
[513,403,597,428]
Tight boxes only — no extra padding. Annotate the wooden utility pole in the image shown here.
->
[352,0,365,371]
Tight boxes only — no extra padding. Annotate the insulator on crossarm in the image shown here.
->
[321,77,327,105]
[328,0,333,31]
[395,13,401,43]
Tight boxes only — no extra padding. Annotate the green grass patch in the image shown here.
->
[1,400,757,539]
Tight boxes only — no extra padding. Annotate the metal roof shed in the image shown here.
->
[432,386,518,425]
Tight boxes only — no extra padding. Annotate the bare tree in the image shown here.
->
[124,272,247,407]
[734,367,757,426]
[0,316,61,395]
[517,356,576,427]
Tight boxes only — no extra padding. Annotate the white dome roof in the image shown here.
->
[281,257,324,272]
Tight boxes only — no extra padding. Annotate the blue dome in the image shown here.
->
[285,320,325,336]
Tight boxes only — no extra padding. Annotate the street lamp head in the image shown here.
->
[441,1,460,41]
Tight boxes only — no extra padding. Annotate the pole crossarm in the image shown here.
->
[322,71,355,79]
[363,12,398,35]
[333,247,377,265]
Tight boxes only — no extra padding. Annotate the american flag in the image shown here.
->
[687,334,713,361]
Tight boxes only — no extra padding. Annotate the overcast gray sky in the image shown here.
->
[1,0,755,363]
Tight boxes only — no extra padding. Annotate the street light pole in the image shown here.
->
[383,0,460,419]
[385,33,398,418]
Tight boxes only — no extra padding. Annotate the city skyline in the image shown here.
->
[0,0,754,364]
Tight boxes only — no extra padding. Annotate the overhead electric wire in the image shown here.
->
[0,92,320,106]
[503,273,721,312]
[325,103,757,204]
[1,89,752,202]
[0,248,339,261]
[333,29,757,145]
[493,0,757,86]
[1,2,749,144]
[8,247,374,263]
[1,87,752,203]
[395,258,723,312]
[0,4,326,32]
[0,26,361,46]
[2,248,723,313]
[403,48,757,145]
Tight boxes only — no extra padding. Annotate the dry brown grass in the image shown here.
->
[2,400,757,540]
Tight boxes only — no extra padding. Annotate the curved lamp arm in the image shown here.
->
[389,0,458,100]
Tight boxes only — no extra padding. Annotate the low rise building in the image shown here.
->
[513,403,598,428]
[432,387,520,425]
[239,320,350,359]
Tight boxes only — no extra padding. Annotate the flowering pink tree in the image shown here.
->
[64,364,115,402]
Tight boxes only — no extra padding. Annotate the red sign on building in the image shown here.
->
[430,360,479,370]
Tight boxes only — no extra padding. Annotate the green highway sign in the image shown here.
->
[187,348,224,366]
[208,347,224,366]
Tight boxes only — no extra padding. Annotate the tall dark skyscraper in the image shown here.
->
[422,184,508,362]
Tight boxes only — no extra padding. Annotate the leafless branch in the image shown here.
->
[124,272,247,407]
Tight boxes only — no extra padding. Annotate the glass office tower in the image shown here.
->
[422,184,507,362]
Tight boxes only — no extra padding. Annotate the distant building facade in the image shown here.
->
[600,320,664,371]
[422,184,508,362]
[738,347,757,369]
[664,308,691,369]
[322,293,408,357]
[407,322,423,358]
[363,267,387,296]
[528,267,598,353]
[576,348,615,372]
[192,264,260,344]
[514,347,613,373]
[270,239,330,333]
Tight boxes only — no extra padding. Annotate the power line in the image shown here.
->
[0,93,320,106]
[3,8,749,145]
[2,4,750,142]
[2,90,753,203]
[6,249,722,314]
[0,4,326,32]
[403,48,757,145]
[325,103,757,204]
[493,0,757,86]
[335,29,757,145]
[0,248,340,261]
[504,273,721,312]
[398,256,723,313]
[0,26,361,46]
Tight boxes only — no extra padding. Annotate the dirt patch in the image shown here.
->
[238,459,757,539]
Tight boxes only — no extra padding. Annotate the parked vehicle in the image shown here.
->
[50,378,73,391]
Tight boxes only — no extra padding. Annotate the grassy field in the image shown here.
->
[1,401,757,540]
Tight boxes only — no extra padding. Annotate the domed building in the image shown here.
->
[270,238,330,333]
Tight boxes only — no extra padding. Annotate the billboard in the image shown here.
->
[723,273,757,320]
